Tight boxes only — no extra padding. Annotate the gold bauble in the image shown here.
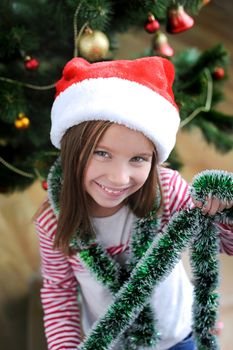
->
[78,30,109,61]
[21,117,30,128]
[15,119,23,129]
[14,116,30,129]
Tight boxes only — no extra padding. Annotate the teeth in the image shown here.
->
[99,183,124,194]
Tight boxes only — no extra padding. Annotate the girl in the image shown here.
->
[35,56,233,350]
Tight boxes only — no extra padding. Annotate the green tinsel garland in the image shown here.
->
[78,209,161,349]
[47,159,233,350]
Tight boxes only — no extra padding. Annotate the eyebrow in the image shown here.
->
[96,144,153,157]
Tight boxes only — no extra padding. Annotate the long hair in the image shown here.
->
[54,120,162,254]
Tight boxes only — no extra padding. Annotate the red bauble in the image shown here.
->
[167,5,194,34]
[24,56,40,70]
[144,13,160,33]
[153,31,174,57]
[42,180,48,191]
[213,67,225,80]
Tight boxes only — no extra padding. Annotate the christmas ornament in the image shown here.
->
[152,31,174,57]
[78,28,110,61]
[48,158,233,350]
[213,67,225,80]
[166,5,194,34]
[144,13,160,33]
[24,56,40,70]
[14,112,30,129]
[42,180,48,190]
[202,0,211,5]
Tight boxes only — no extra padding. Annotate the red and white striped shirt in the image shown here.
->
[35,168,233,350]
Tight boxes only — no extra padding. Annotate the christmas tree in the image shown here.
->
[0,0,232,193]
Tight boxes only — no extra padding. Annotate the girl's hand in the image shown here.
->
[210,321,224,336]
[192,195,233,216]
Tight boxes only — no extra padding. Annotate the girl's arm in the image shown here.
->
[161,168,233,255]
[35,212,82,350]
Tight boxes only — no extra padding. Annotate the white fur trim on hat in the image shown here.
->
[51,77,180,163]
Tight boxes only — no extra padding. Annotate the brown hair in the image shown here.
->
[53,120,162,254]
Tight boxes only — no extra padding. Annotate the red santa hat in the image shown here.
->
[50,56,180,163]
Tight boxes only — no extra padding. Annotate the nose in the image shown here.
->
[107,162,130,186]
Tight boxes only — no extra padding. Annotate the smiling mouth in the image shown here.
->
[95,182,129,195]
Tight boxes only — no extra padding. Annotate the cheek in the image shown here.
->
[84,160,104,185]
[135,165,152,185]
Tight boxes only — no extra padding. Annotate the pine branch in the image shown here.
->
[203,110,233,134]
[197,118,233,153]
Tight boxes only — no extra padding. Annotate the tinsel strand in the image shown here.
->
[79,211,160,348]
[191,213,220,350]
[79,245,122,293]
[77,171,233,350]
[78,210,196,350]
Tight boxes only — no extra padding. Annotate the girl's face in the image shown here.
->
[84,124,154,217]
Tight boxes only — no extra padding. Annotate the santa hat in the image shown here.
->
[50,56,180,163]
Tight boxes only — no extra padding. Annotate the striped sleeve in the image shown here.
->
[160,168,233,255]
[218,223,233,255]
[35,206,82,350]
[160,168,192,219]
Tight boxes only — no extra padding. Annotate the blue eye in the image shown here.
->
[94,150,110,158]
[131,156,146,162]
